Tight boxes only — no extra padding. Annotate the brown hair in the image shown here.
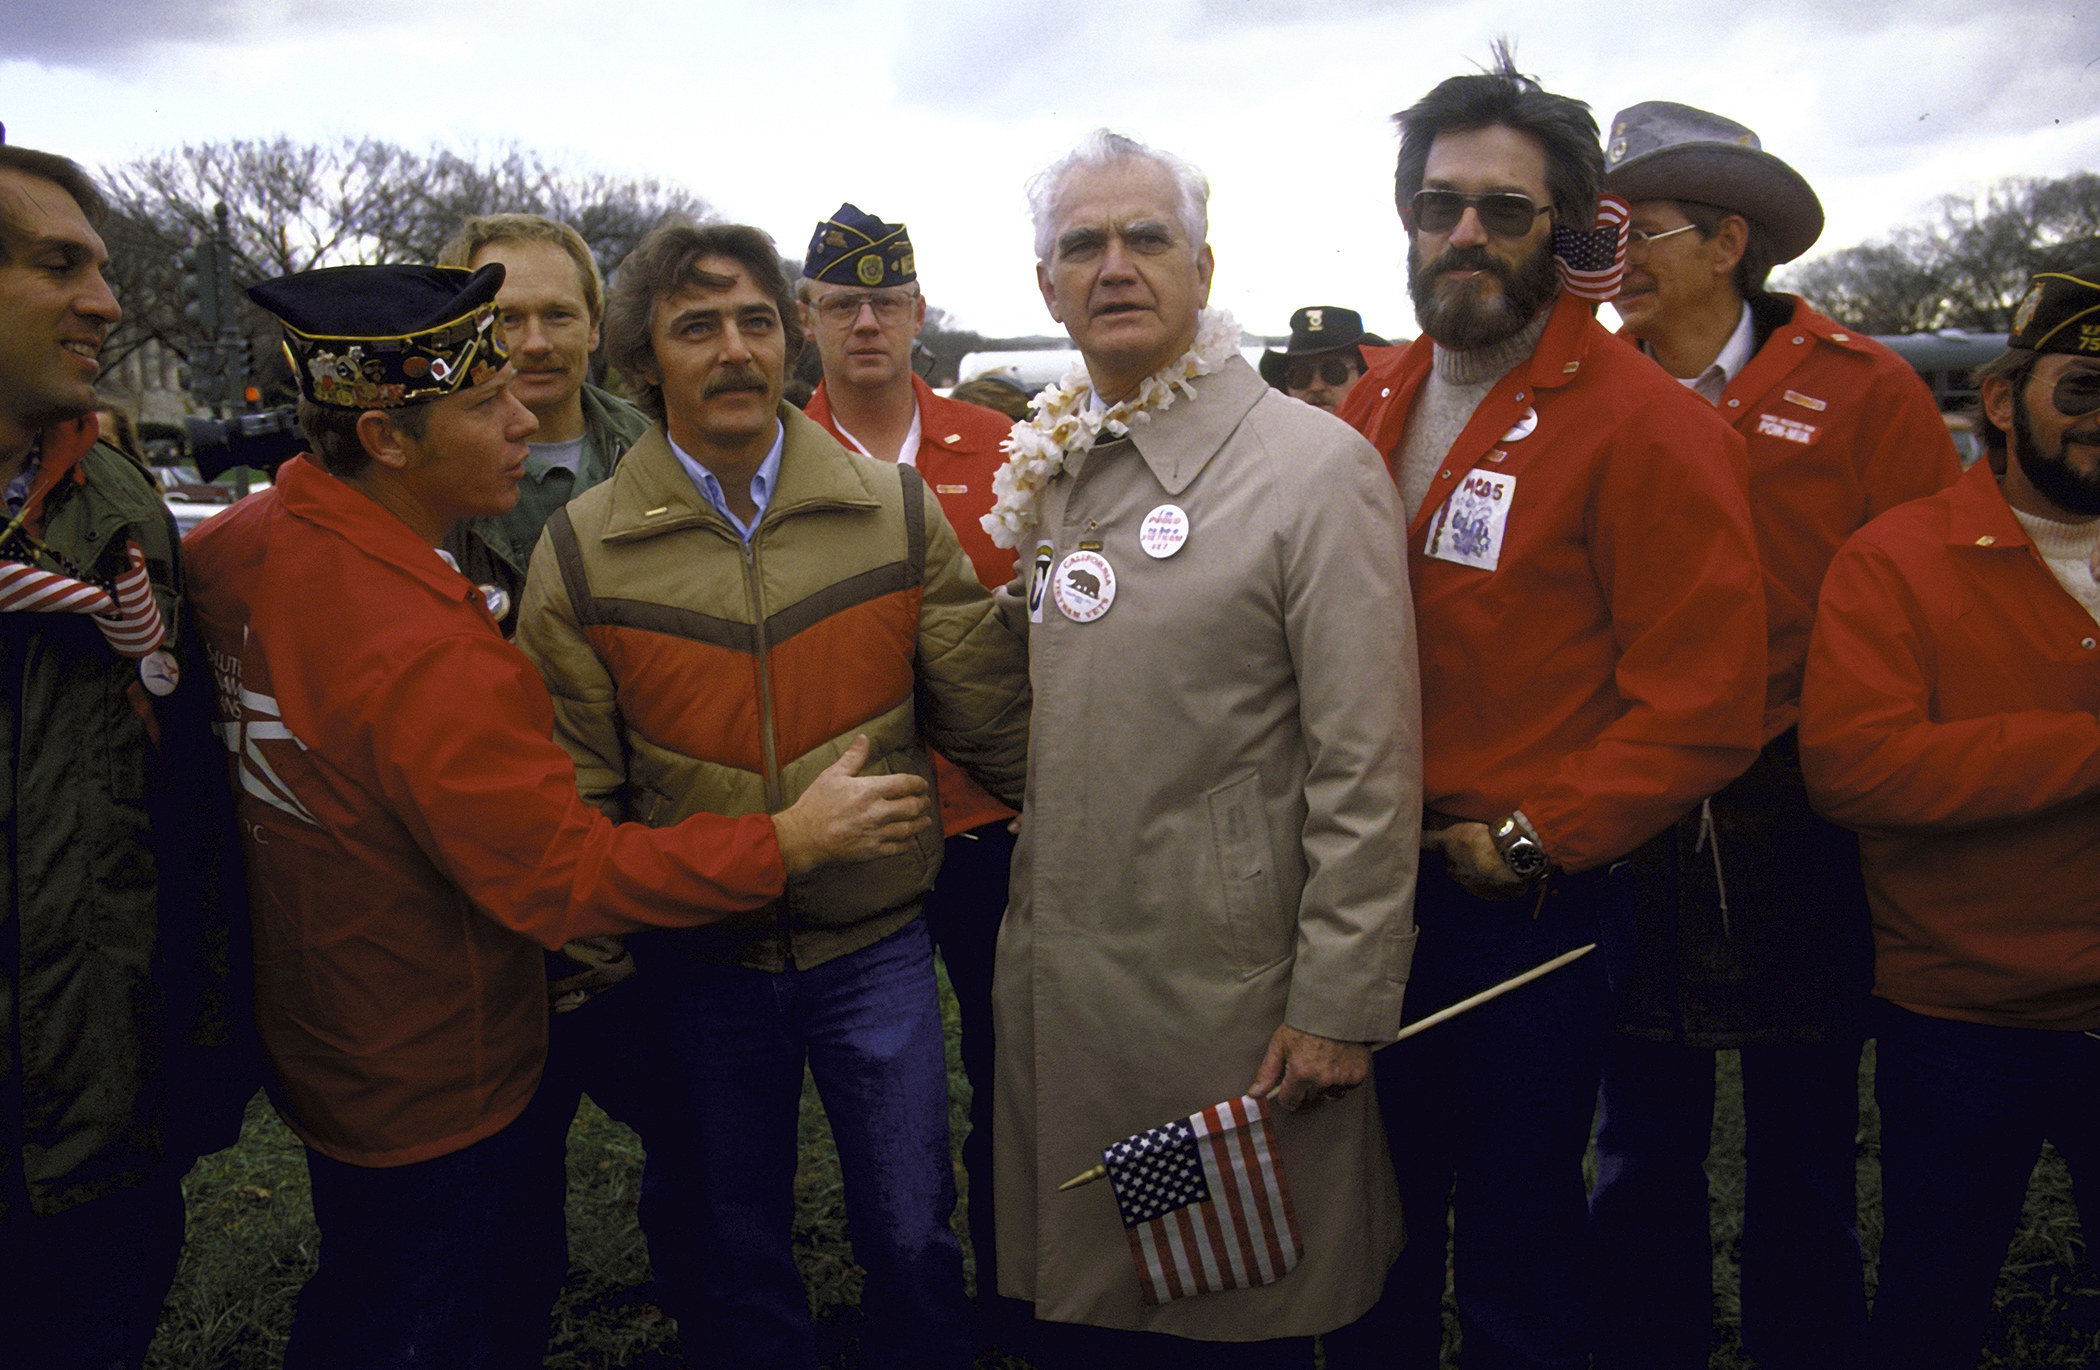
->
[0,145,109,263]
[297,399,431,479]
[1394,43,1602,229]
[602,219,802,425]
[438,213,604,324]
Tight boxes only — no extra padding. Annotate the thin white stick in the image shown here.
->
[1384,942,1598,1047]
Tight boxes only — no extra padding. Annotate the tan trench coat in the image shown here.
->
[993,357,1422,1338]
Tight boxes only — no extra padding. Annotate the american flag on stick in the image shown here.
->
[1101,1093,1301,1306]
[1553,193,1630,303]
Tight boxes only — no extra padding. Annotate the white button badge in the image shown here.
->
[1138,503,1190,559]
[1500,406,1539,444]
[139,648,181,697]
[1052,550,1116,622]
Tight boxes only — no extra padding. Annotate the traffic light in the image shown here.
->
[179,241,223,339]
[178,204,242,412]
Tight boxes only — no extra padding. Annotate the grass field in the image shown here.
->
[143,982,2098,1368]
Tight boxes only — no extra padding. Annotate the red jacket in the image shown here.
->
[806,374,1019,835]
[1699,296,1961,738]
[186,458,785,1166]
[1340,294,1765,871]
[1800,461,2100,1030]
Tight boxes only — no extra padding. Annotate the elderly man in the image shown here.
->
[437,214,647,632]
[0,141,251,1370]
[1589,102,1962,1370]
[186,261,929,1368]
[1801,266,2100,1370]
[1258,305,1388,412]
[1331,55,1765,1370]
[990,129,1420,1369]
[515,219,1030,1370]
[794,201,1025,1329]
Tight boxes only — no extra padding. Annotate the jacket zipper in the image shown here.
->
[743,536,783,811]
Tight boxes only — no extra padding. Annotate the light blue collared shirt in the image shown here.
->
[669,422,784,543]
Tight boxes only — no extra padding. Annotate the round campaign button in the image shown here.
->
[1501,406,1539,443]
[1052,550,1116,622]
[1138,503,1190,559]
[139,648,180,697]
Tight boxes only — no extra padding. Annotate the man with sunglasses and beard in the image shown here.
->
[1800,266,2100,1370]
[1330,51,1765,1370]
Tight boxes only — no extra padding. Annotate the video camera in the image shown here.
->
[185,407,303,482]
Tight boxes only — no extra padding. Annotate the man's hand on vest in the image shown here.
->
[772,735,933,874]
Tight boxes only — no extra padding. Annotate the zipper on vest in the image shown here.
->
[744,537,783,810]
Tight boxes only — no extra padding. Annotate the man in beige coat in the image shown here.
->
[990,129,1422,1368]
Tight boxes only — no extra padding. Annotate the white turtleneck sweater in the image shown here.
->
[2009,505,2100,627]
[1395,309,1554,522]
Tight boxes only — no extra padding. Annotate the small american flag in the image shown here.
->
[1101,1094,1301,1306]
[1553,193,1630,303]
[0,540,165,658]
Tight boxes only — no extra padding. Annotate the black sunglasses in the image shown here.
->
[2044,368,2100,418]
[1408,189,1553,237]
[1285,356,1360,390]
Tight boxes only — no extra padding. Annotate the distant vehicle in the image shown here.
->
[1871,329,2003,412]
[153,463,257,536]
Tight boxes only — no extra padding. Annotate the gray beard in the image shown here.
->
[1408,236,1560,350]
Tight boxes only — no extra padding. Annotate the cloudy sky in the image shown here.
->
[5,0,2096,340]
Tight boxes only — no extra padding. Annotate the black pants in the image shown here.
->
[0,1170,186,1370]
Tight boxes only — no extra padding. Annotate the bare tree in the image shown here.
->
[1784,172,2100,334]
[97,138,712,394]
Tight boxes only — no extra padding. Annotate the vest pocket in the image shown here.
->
[1207,770,1288,975]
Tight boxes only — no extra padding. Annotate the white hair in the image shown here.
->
[1026,129,1210,263]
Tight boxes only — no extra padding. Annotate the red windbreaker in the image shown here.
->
[186,458,785,1165]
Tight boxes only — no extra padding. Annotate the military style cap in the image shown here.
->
[1602,101,1824,265]
[1257,306,1387,388]
[2009,265,2100,357]
[803,204,916,288]
[247,263,508,411]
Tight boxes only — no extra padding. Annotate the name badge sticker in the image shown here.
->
[1028,542,1055,624]
[1423,469,1516,572]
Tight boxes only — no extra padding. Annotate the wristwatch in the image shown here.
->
[1489,812,1548,882]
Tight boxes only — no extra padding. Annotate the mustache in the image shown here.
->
[704,367,769,397]
[1425,246,1512,281]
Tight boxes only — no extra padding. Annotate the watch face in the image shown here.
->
[1505,842,1547,878]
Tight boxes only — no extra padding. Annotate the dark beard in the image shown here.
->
[2012,389,2100,516]
[1407,235,1560,350]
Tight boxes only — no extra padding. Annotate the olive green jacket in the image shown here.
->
[442,383,648,635]
[1,441,254,1216]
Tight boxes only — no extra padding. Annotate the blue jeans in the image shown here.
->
[1325,851,1615,1370]
[1589,1033,1865,1370]
[631,917,970,1370]
[285,1078,571,1370]
[0,1171,186,1370]
[1867,1001,2100,1370]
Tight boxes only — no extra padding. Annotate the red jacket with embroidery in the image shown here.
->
[185,457,785,1166]
[1800,461,2100,1030]
[1675,296,1961,739]
[1339,293,1765,871]
[806,374,1019,835]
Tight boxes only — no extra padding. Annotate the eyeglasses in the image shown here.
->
[1285,356,1361,390]
[1626,223,1700,250]
[1407,190,1553,237]
[812,290,917,326]
[2042,367,2100,418]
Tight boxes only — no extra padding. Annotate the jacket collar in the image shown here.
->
[275,456,481,605]
[1943,457,2036,551]
[805,372,975,449]
[1117,354,1267,497]
[600,403,883,543]
[1721,295,1874,410]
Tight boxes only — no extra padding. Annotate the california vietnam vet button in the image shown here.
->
[1052,550,1116,622]
[1500,406,1539,443]
[139,649,180,696]
[1139,503,1190,558]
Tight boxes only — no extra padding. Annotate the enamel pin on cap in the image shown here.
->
[1052,550,1116,622]
[1139,504,1190,559]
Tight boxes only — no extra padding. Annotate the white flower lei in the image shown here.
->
[980,308,1243,549]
